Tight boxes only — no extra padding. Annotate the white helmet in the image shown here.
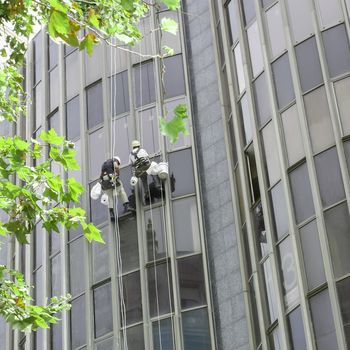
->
[131,140,140,148]
[113,156,121,164]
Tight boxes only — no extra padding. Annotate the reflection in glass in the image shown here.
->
[69,237,85,296]
[310,289,338,350]
[234,44,245,94]
[300,220,326,290]
[278,237,299,308]
[92,226,109,283]
[269,327,282,350]
[122,324,145,350]
[123,272,142,325]
[315,0,343,29]
[247,21,264,77]
[145,207,167,261]
[148,263,173,318]
[178,255,206,309]
[270,182,289,240]
[287,307,307,350]
[89,128,105,181]
[252,202,268,260]
[120,217,139,273]
[89,180,109,226]
[66,96,80,140]
[50,253,61,297]
[86,81,103,130]
[337,277,350,347]
[135,61,155,107]
[253,73,271,127]
[242,0,256,26]
[227,0,238,44]
[334,77,350,136]
[153,318,174,350]
[112,116,132,165]
[71,295,86,349]
[65,50,80,100]
[139,107,159,155]
[164,55,185,99]
[182,308,211,350]
[93,283,113,338]
[263,259,278,324]
[173,197,200,256]
[110,71,129,117]
[96,337,113,350]
[266,3,286,58]
[239,94,252,145]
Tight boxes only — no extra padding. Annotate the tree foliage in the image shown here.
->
[0,0,182,332]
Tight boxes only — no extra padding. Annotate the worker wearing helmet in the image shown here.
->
[100,156,133,220]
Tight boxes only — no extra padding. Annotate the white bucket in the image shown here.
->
[158,162,168,180]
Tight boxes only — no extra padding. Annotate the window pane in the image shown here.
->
[249,279,261,344]
[334,77,350,137]
[89,180,109,226]
[272,53,295,109]
[262,122,280,186]
[48,37,58,70]
[324,202,350,279]
[51,253,61,297]
[247,21,264,77]
[269,327,282,350]
[315,147,345,207]
[315,0,343,29]
[123,325,144,350]
[69,237,85,296]
[239,94,252,145]
[246,144,260,204]
[87,82,103,130]
[112,116,133,165]
[253,73,272,127]
[266,3,286,59]
[33,34,42,84]
[304,86,334,154]
[34,83,43,130]
[234,44,245,94]
[65,50,80,101]
[71,295,86,349]
[252,202,269,259]
[135,61,155,107]
[123,272,142,325]
[345,140,350,175]
[139,107,159,156]
[310,290,338,350]
[178,255,206,309]
[322,24,350,78]
[281,104,304,166]
[116,166,134,216]
[153,318,174,350]
[66,96,80,140]
[146,207,167,262]
[148,263,173,318]
[110,71,130,116]
[34,267,43,305]
[92,226,109,283]
[120,217,139,273]
[285,0,313,44]
[51,320,62,350]
[270,182,289,240]
[300,220,326,290]
[49,67,59,112]
[85,44,103,85]
[278,236,299,308]
[68,138,82,184]
[295,36,323,93]
[34,225,43,269]
[164,55,185,99]
[182,308,211,350]
[227,1,238,44]
[89,127,106,181]
[337,277,350,347]
[94,283,113,338]
[96,337,113,350]
[263,258,278,324]
[287,307,307,350]
[289,162,315,224]
[242,0,256,26]
[173,197,201,256]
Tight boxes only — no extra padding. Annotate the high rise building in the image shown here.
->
[1,0,350,349]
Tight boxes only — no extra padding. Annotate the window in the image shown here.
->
[289,162,315,224]
[93,283,113,338]
[324,202,350,279]
[247,21,264,77]
[48,37,58,70]
[266,3,286,59]
[92,226,110,283]
[334,77,350,136]
[262,0,274,8]
[33,34,42,84]
[345,140,350,175]
[300,220,326,290]
[89,180,109,226]
[246,144,260,204]
[287,307,307,350]
[49,67,59,112]
[182,308,211,350]
[234,44,245,94]
[310,290,338,350]
[253,73,272,127]
[241,0,256,26]
[295,36,323,93]
[262,122,280,186]
[66,96,80,140]
[88,127,105,181]
[124,325,144,350]
[68,139,82,185]
[253,202,269,259]
[315,147,345,207]
[337,277,350,346]
[322,25,350,79]
[96,338,113,350]
[285,0,313,44]
[148,264,173,318]
[168,149,195,198]
[85,43,103,85]
[281,104,305,166]
[51,321,62,350]
[122,272,142,325]
[270,182,289,240]
[263,258,278,324]
[112,115,133,165]
[164,55,186,99]
[139,107,159,155]
[120,217,139,273]
[269,327,282,350]
[315,0,343,29]
[153,318,174,350]
[71,296,86,349]
[69,237,86,296]
[226,1,238,45]
[249,280,261,345]
[239,94,252,145]
[304,86,334,154]
[272,53,295,109]
[65,50,80,100]
[86,81,104,130]
[34,83,42,130]
[50,254,61,296]
[134,61,156,107]
[109,71,130,116]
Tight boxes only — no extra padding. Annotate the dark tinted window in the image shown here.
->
[92,226,110,283]
[120,217,139,273]
[287,308,307,350]
[69,237,85,296]
[135,61,155,107]
[270,182,289,240]
[153,318,174,350]
[50,253,61,297]
[110,71,130,116]
[337,277,350,346]
[93,283,113,338]
[71,296,86,348]
[164,55,186,99]
[86,82,103,129]
[123,272,142,325]
[89,180,109,226]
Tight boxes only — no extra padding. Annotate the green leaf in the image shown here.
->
[66,177,85,202]
[159,104,189,143]
[88,9,100,28]
[40,129,64,146]
[49,10,71,36]
[49,0,68,13]
[121,0,135,12]
[82,223,104,243]
[162,45,174,56]
[160,17,178,35]
[161,0,181,10]
[79,33,97,56]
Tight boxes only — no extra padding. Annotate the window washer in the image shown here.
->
[100,156,133,220]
